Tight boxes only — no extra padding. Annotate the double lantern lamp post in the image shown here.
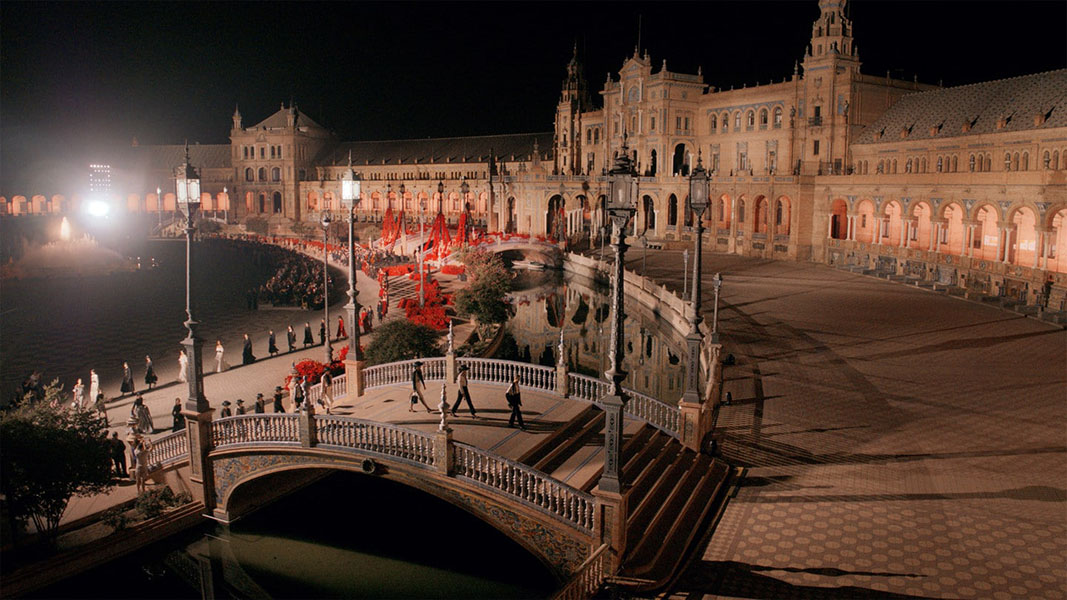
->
[340,154,364,370]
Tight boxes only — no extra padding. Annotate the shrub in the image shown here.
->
[102,507,131,532]
[135,487,178,520]
[364,320,442,366]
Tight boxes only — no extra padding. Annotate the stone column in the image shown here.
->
[555,329,569,398]
[299,402,317,448]
[598,210,632,495]
[593,490,628,572]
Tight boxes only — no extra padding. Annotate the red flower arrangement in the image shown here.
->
[440,264,466,276]
[282,349,349,390]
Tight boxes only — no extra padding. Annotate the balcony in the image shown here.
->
[808,116,823,127]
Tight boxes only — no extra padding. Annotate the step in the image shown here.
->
[531,412,605,474]
[623,457,731,582]
[576,424,660,493]
[516,405,600,467]
[624,450,690,538]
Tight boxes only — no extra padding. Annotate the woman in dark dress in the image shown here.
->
[287,325,297,352]
[268,330,279,356]
[144,355,158,390]
[171,398,185,432]
[242,333,255,365]
[303,322,314,348]
[120,361,135,396]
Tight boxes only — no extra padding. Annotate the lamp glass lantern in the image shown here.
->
[606,151,637,214]
[688,154,710,215]
[175,155,201,216]
[341,169,361,209]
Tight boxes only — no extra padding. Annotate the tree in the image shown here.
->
[453,248,513,324]
[363,320,443,366]
[0,382,114,547]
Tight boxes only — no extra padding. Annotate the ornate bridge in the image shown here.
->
[154,357,731,595]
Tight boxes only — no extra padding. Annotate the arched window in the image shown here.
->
[773,107,783,128]
[271,167,281,182]
[892,159,898,174]
[759,109,768,128]
[258,167,266,181]
[709,114,717,133]
[937,156,943,172]
[1021,152,1028,171]
[746,111,755,128]
[1004,152,1012,171]
[734,112,741,131]
[984,155,992,171]
[738,200,746,223]
[920,157,927,173]
[970,154,977,172]
[952,155,958,172]
[1044,151,1052,169]
[775,200,784,225]
[877,160,884,174]
[245,167,254,182]
[1054,150,1061,170]
[721,113,729,132]
[1013,152,1020,171]
[668,194,678,226]
[906,159,913,173]
[270,146,276,159]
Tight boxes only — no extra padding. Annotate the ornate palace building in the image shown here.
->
[3,0,1065,307]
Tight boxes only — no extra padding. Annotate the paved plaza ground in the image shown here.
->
[628,251,1066,600]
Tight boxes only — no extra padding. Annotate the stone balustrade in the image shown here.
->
[211,414,300,446]
[147,430,189,466]
[315,414,436,467]
[553,544,610,600]
[453,442,595,532]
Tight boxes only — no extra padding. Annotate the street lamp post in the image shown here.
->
[341,153,365,397]
[418,186,427,308]
[460,177,470,245]
[681,152,710,408]
[156,186,162,228]
[683,248,689,297]
[175,144,216,512]
[711,272,723,344]
[321,213,333,364]
[598,139,637,495]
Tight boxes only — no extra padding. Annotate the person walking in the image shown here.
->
[88,369,100,406]
[178,350,189,383]
[268,330,279,356]
[273,386,286,413]
[451,364,477,418]
[336,316,346,339]
[134,438,152,493]
[171,398,185,432]
[505,376,525,430]
[303,322,314,348]
[131,395,153,434]
[109,432,128,478]
[254,393,266,414]
[294,377,307,411]
[409,361,434,413]
[120,361,135,397]
[72,378,85,409]
[319,319,327,345]
[286,325,296,352]
[215,340,226,373]
[219,400,233,418]
[242,334,255,365]
[144,355,158,390]
[320,371,333,414]
[94,392,108,422]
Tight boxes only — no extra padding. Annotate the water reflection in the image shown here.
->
[504,270,689,405]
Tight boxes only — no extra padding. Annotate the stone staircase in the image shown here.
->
[521,416,735,594]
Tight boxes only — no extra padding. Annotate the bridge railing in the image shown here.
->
[315,414,436,467]
[457,358,556,392]
[148,430,189,467]
[307,374,348,406]
[453,442,595,533]
[364,357,447,389]
[568,373,681,439]
[553,544,609,600]
[212,414,301,447]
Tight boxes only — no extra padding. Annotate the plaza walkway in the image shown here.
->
[624,250,1067,600]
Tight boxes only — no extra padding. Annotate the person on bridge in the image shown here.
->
[505,376,525,430]
[89,369,100,407]
[287,324,297,352]
[215,340,226,373]
[320,371,334,414]
[409,361,434,413]
[120,361,135,397]
[72,378,85,409]
[178,350,188,383]
[268,330,279,356]
[219,400,233,418]
[319,319,327,345]
[303,322,314,348]
[109,432,127,478]
[144,355,158,390]
[242,333,255,365]
[336,316,346,339]
[451,365,477,418]
[131,395,153,434]
[273,386,286,413]
[171,398,185,432]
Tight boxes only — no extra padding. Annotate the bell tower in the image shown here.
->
[231,104,242,132]
[554,43,590,175]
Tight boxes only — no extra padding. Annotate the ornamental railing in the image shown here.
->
[453,442,595,532]
[211,414,300,447]
[315,414,436,467]
[363,357,447,389]
[148,430,189,466]
[552,544,609,600]
[307,373,347,406]
[457,358,556,391]
[568,373,681,439]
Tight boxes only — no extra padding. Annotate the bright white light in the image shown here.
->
[86,200,110,217]
[59,217,72,241]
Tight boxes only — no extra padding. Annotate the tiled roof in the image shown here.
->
[317,132,554,166]
[121,144,233,170]
[854,69,1067,145]
[252,106,324,130]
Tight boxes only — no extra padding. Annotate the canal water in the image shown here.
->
[30,472,557,599]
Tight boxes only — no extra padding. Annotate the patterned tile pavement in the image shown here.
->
[627,252,1067,599]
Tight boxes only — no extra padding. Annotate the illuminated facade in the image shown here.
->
[2,0,1064,306]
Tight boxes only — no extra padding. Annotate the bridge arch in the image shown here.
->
[211,447,589,581]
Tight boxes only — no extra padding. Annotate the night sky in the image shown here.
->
[2,1,1064,194]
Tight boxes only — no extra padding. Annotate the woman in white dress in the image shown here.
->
[88,369,100,405]
[178,350,189,383]
[215,340,226,373]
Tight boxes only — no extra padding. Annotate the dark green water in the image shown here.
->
[31,472,558,599]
